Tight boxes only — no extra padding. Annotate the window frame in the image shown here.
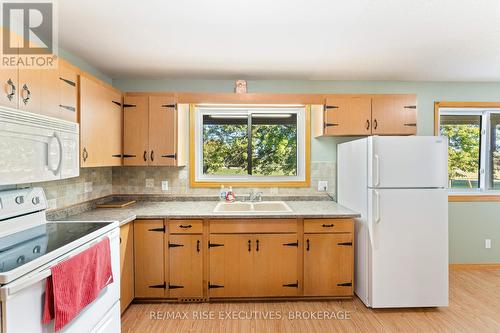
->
[435,102,500,200]
[189,104,311,188]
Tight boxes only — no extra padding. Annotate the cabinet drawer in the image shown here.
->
[304,219,353,233]
[169,220,203,234]
[210,219,297,233]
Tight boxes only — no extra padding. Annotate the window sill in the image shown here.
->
[448,194,500,202]
[189,180,311,188]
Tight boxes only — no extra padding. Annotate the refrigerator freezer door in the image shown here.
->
[368,188,448,308]
[368,136,448,188]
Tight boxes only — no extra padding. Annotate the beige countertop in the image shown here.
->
[51,201,360,226]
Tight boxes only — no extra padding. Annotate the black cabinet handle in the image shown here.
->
[82,147,88,162]
[374,119,378,130]
[256,239,259,252]
[143,150,147,162]
[179,225,192,229]
[322,224,334,228]
[161,154,177,159]
[306,239,310,251]
[197,240,200,252]
[248,240,251,252]
[21,84,30,105]
[6,79,15,101]
[150,150,154,162]
[366,119,370,130]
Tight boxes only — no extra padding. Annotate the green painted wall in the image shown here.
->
[59,48,112,84]
[113,78,500,263]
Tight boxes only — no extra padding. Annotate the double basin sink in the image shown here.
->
[213,201,292,213]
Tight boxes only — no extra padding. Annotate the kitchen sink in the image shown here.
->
[213,201,292,213]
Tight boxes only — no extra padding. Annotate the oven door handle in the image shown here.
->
[2,229,119,297]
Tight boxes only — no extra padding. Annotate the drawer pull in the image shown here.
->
[196,240,200,252]
[179,225,192,229]
[248,239,251,252]
[322,224,335,228]
[256,239,259,252]
[306,239,310,251]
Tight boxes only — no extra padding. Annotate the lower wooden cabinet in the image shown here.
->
[209,233,298,297]
[119,223,134,313]
[168,234,203,297]
[130,218,354,301]
[304,233,354,296]
[134,219,165,298]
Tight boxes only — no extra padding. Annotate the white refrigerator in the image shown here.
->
[337,136,449,308]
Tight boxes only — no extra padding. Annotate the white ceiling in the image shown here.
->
[59,0,500,81]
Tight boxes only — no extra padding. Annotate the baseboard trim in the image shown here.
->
[450,263,500,270]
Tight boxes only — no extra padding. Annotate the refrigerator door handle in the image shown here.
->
[373,154,380,187]
[374,190,381,224]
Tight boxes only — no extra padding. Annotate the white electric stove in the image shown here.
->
[0,187,120,333]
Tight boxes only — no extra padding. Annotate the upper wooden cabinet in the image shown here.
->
[313,94,417,137]
[123,94,186,166]
[80,74,123,167]
[371,95,417,135]
[0,60,78,122]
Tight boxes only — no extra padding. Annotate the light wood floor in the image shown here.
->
[121,269,500,332]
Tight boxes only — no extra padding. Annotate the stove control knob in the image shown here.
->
[15,196,24,205]
[33,245,41,254]
[16,255,25,264]
[32,196,40,205]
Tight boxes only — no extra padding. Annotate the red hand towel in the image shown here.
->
[42,237,114,331]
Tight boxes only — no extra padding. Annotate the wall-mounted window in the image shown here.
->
[190,106,310,187]
[438,107,500,193]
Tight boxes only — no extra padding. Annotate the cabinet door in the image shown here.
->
[304,233,354,296]
[123,96,149,166]
[372,95,417,135]
[0,68,18,109]
[149,96,177,166]
[168,235,203,298]
[134,220,165,298]
[58,61,78,122]
[40,68,60,118]
[18,68,41,113]
[120,223,134,313]
[253,234,298,296]
[80,76,105,166]
[324,96,372,135]
[103,88,123,166]
[208,234,254,297]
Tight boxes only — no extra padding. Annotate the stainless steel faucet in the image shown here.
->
[248,190,263,202]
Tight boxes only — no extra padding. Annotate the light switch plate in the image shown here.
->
[318,181,328,192]
[485,239,492,249]
[145,179,154,188]
[84,182,93,193]
[161,180,169,191]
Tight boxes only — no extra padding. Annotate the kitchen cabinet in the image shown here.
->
[313,94,417,137]
[80,74,123,167]
[134,219,165,298]
[120,223,134,313]
[57,61,79,122]
[304,221,354,296]
[168,234,203,298]
[321,96,372,136]
[208,233,298,297]
[372,95,417,135]
[123,94,187,166]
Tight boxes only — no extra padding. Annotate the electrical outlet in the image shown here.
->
[318,181,328,192]
[145,179,154,188]
[485,239,492,249]
[47,199,57,210]
[161,180,169,191]
[84,182,93,193]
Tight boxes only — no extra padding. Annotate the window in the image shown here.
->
[192,106,309,186]
[438,108,500,193]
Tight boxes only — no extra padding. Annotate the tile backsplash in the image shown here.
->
[112,161,336,198]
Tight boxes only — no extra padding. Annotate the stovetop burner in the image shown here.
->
[0,222,113,273]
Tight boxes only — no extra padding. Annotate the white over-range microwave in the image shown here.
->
[0,106,79,185]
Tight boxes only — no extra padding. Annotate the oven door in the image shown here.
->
[0,107,79,186]
[0,229,120,333]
